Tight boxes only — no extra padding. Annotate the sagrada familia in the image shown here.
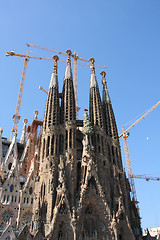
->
[0,50,143,239]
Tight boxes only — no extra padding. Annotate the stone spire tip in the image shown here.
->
[34,110,38,120]
[50,56,59,88]
[89,57,98,88]
[101,71,107,86]
[23,118,28,124]
[0,128,3,135]
[89,57,95,74]
[101,71,110,103]
[64,50,72,79]
[66,50,72,64]
[53,55,59,74]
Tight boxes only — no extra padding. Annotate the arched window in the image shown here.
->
[5,236,10,240]
[69,129,72,149]
[112,146,115,164]
[58,231,63,240]
[43,184,45,196]
[10,185,14,193]
[8,163,12,170]
[51,135,54,155]
[42,138,45,159]
[65,130,68,150]
[46,136,50,157]
[83,209,97,239]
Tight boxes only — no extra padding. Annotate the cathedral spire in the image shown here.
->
[49,55,59,89]
[61,50,76,122]
[89,58,104,128]
[43,55,60,130]
[101,71,118,139]
[20,119,28,144]
[64,49,72,80]
[90,57,98,88]
[101,71,110,103]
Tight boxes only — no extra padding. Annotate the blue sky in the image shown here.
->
[0,0,160,230]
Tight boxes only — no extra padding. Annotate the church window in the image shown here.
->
[44,184,46,196]
[42,138,45,159]
[60,135,64,154]
[51,135,54,155]
[112,146,116,164]
[98,145,100,153]
[29,187,33,195]
[27,198,29,204]
[7,195,9,203]
[97,134,100,144]
[3,195,6,202]
[77,161,81,169]
[65,130,68,150]
[2,210,14,223]
[5,237,10,240]
[15,196,17,202]
[58,231,63,240]
[69,129,72,148]
[8,163,12,170]
[41,185,43,198]
[10,185,14,193]
[11,196,14,202]
[24,197,26,203]
[31,198,33,204]
[46,136,50,157]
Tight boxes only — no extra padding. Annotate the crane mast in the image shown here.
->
[122,127,138,205]
[120,100,160,207]
[10,51,29,139]
[119,101,160,138]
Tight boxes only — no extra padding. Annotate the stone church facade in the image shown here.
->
[28,51,142,240]
[0,51,142,239]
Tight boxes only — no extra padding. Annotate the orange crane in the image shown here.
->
[7,49,107,137]
[131,175,160,181]
[6,50,66,139]
[7,51,29,139]
[119,100,160,205]
[26,43,108,119]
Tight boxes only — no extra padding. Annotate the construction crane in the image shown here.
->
[6,51,66,139]
[7,49,107,137]
[26,42,108,119]
[131,175,160,181]
[119,100,160,205]
[7,51,29,139]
